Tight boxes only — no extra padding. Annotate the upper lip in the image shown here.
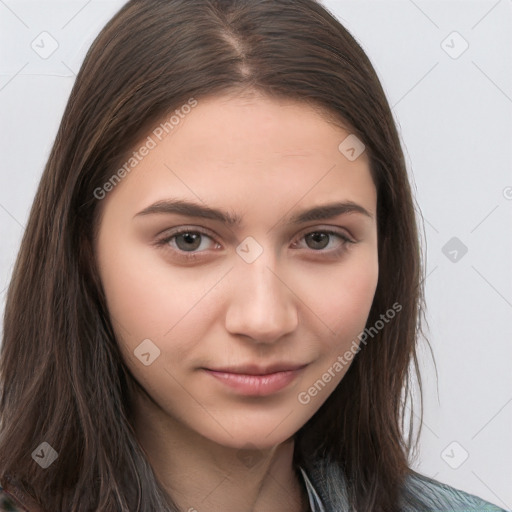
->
[205,363,308,375]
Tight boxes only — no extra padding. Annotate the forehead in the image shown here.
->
[162,92,359,162]
[100,92,376,222]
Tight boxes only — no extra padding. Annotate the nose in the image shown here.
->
[224,253,299,345]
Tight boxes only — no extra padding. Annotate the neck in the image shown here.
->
[132,392,309,512]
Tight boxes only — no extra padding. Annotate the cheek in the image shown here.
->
[299,248,379,340]
[294,253,378,407]
[96,232,215,355]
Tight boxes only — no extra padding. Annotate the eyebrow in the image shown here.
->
[134,198,373,225]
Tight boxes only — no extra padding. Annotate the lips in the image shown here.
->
[206,363,307,376]
[202,363,308,396]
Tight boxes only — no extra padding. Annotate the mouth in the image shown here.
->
[206,363,308,375]
[202,363,308,396]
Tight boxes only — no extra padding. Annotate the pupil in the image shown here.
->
[177,233,201,251]
[307,232,329,250]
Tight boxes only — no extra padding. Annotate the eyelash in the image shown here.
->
[154,226,356,262]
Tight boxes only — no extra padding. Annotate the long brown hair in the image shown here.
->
[0,0,427,510]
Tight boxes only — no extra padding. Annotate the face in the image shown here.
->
[94,92,378,450]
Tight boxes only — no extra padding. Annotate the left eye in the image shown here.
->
[292,230,353,251]
[168,231,218,252]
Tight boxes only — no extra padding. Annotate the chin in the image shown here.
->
[191,411,309,451]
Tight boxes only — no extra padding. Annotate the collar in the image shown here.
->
[298,465,327,512]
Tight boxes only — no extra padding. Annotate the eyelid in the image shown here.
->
[155,224,219,241]
[294,224,356,243]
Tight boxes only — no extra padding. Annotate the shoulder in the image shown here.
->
[300,455,508,512]
[0,485,28,512]
[401,471,508,512]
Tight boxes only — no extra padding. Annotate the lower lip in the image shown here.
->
[204,368,304,396]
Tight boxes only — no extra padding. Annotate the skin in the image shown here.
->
[94,91,378,512]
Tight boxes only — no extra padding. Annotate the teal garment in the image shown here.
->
[0,485,26,511]
[0,466,509,511]
[300,466,327,511]
[299,456,510,512]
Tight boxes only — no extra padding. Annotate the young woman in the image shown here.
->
[0,0,506,511]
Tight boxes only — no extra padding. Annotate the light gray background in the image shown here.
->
[1,0,511,507]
